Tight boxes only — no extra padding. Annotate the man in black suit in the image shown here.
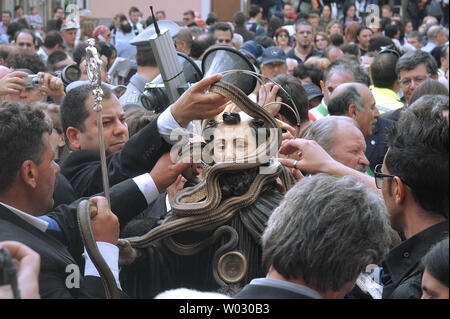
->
[234,174,392,299]
[0,103,118,298]
[59,75,228,199]
[0,102,192,298]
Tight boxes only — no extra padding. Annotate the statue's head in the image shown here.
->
[203,112,269,164]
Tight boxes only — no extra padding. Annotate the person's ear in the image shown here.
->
[393,176,406,205]
[57,133,66,148]
[320,80,325,94]
[20,160,39,189]
[348,103,357,118]
[66,126,81,150]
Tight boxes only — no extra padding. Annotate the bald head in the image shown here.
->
[323,46,343,63]
[328,82,379,137]
[330,82,370,106]
[428,25,449,45]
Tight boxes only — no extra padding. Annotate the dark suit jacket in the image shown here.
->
[233,283,315,299]
[52,173,77,209]
[0,204,108,299]
[365,117,395,172]
[59,117,171,198]
[0,178,149,299]
[381,109,403,123]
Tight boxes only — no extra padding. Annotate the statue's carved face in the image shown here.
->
[211,121,258,163]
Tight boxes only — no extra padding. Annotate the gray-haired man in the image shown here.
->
[234,174,392,299]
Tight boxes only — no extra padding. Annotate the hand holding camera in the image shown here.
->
[0,70,65,104]
[37,72,65,102]
[0,71,28,96]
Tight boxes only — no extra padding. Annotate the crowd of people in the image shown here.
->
[0,0,448,301]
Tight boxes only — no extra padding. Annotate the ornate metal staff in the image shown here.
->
[78,40,119,299]
[85,39,110,204]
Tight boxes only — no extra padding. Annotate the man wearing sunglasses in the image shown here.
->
[278,95,449,299]
[373,97,448,299]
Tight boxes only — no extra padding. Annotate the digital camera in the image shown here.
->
[24,75,42,88]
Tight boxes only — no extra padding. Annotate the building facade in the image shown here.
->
[0,0,244,27]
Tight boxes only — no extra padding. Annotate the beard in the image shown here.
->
[219,167,259,199]
[300,43,311,50]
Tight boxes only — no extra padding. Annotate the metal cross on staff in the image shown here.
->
[85,39,110,204]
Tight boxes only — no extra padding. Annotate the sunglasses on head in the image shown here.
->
[378,46,400,58]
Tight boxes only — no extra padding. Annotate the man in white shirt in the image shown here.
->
[0,10,12,43]
[422,25,449,53]
[128,6,144,36]
[36,31,64,63]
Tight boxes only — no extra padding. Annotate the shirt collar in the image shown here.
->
[0,202,48,232]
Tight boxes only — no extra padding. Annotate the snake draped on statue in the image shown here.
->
[119,82,288,298]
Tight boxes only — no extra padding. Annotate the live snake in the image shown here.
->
[77,80,283,298]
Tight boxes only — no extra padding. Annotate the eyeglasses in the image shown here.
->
[315,38,327,42]
[373,164,409,189]
[399,74,431,87]
[278,33,289,38]
[297,31,312,35]
[374,164,395,189]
